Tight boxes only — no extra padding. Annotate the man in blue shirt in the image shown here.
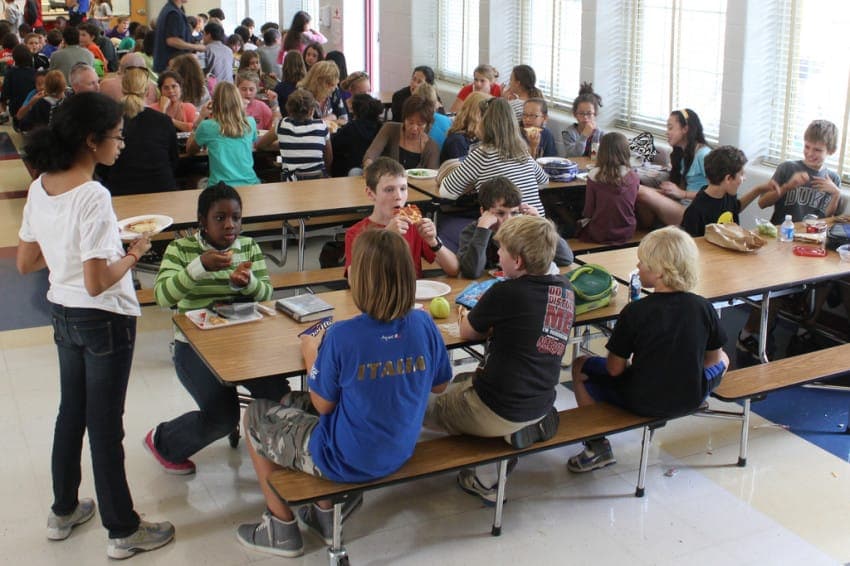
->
[152,0,205,72]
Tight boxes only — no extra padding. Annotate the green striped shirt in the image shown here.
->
[154,233,272,315]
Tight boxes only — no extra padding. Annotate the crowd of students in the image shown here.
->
[8,3,847,561]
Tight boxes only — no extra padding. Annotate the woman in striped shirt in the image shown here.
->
[439,97,548,216]
[145,182,291,475]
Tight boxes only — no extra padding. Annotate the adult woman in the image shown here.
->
[299,60,347,128]
[440,97,547,216]
[502,64,542,119]
[187,81,260,187]
[340,71,370,113]
[302,42,324,71]
[636,108,710,227]
[279,10,326,61]
[331,93,383,177]
[391,65,435,122]
[448,64,501,114]
[274,50,306,109]
[363,94,439,170]
[145,182,291,477]
[17,92,173,559]
[440,91,489,162]
[167,53,210,112]
[150,70,198,132]
[100,68,178,195]
[562,82,605,157]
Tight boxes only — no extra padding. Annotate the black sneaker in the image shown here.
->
[505,408,560,450]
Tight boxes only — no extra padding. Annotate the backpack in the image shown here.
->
[629,131,658,163]
[826,223,850,250]
[567,264,616,314]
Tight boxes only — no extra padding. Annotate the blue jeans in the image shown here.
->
[50,304,140,538]
[154,341,291,462]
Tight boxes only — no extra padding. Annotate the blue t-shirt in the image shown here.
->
[194,117,260,186]
[308,309,453,483]
[429,113,451,151]
[684,145,711,190]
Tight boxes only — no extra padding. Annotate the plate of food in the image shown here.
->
[118,214,173,240]
[415,280,451,301]
[185,307,262,330]
[406,168,438,180]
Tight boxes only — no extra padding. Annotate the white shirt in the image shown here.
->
[18,177,141,316]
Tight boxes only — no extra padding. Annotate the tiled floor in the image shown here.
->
[2,126,850,565]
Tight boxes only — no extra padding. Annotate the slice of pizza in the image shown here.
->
[394,204,423,224]
[127,218,158,233]
[524,126,541,138]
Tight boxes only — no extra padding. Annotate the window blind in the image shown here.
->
[766,0,850,181]
[518,0,581,108]
[437,0,480,82]
[619,0,726,142]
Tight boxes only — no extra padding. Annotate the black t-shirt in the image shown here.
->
[680,188,739,237]
[467,274,575,422]
[603,292,726,418]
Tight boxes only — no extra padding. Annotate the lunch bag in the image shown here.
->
[629,131,658,163]
[826,223,850,250]
[567,264,617,314]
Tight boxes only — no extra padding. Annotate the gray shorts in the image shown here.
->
[245,393,324,478]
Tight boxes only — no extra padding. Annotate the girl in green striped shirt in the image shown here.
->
[144,182,291,475]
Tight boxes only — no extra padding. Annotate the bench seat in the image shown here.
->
[707,343,850,466]
[567,228,649,255]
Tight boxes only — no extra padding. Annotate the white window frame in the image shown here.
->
[517,0,582,109]
[765,0,850,182]
[618,0,727,142]
[435,0,480,83]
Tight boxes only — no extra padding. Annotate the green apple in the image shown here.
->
[429,296,451,318]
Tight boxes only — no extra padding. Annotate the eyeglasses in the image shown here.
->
[106,135,125,143]
[576,111,595,117]
[522,113,543,119]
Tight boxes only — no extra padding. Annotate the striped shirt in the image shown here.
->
[277,117,329,178]
[439,145,548,216]
[154,233,272,339]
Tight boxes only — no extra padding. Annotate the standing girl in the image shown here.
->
[187,81,260,187]
[636,108,710,227]
[562,82,605,158]
[237,229,451,558]
[580,132,641,244]
[146,182,291,475]
[17,92,174,560]
[279,10,327,62]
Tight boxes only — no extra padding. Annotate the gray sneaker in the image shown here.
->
[456,468,500,506]
[297,493,364,545]
[567,438,616,473]
[107,520,175,560]
[237,511,303,558]
[47,498,96,540]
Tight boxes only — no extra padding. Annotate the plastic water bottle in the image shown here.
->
[779,215,795,243]
[629,270,641,302]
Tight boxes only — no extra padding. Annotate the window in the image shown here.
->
[216,0,320,32]
[518,0,581,106]
[619,0,727,141]
[436,0,480,82]
[767,0,850,180]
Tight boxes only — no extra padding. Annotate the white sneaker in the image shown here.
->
[107,520,175,560]
[47,498,96,540]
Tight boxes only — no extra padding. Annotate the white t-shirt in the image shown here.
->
[18,177,141,316]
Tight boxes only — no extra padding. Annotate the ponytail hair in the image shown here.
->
[120,67,148,119]
[24,92,123,173]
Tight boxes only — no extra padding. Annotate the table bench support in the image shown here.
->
[328,500,349,566]
[491,458,509,536]
[635,426,652,497]
[738,399,751,467]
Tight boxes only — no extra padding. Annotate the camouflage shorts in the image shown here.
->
[245,395,323,477]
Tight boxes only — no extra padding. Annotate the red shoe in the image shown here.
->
[143,429,196,475]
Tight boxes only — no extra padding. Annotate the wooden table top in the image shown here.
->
[406,156,591,199]
[111,178,433,230]
[577,236,850,301]
[173,268,630,383]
